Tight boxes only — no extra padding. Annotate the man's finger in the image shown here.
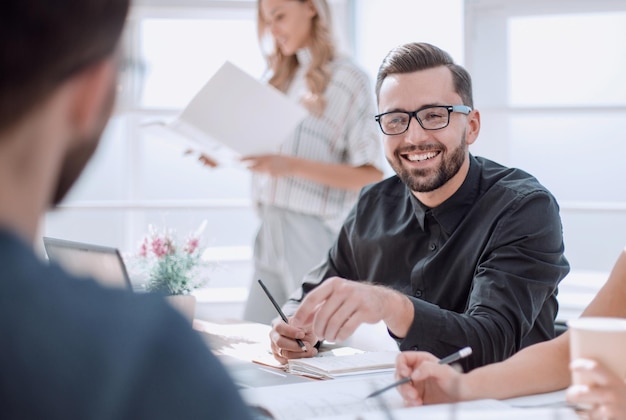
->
[292,280,337,327]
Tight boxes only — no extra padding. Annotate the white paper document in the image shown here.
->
[242,373,529,420]
[318,405,579,420]
[242,372,405,419]
[143,61,308,164]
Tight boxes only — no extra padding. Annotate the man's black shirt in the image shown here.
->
[285,155,570,370]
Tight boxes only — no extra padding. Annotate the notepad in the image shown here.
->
[252,346,364,376]
[143,61,308,165]
[286,351,398,379]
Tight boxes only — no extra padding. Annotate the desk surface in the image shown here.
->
[193,319,579,419]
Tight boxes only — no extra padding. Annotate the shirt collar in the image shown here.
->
[409,154,481,233]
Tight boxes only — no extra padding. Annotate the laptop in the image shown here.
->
[43,236,133,291]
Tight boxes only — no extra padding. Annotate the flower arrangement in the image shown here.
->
[133,221,209,296]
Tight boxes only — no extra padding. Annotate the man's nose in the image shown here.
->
[404,115,429,142]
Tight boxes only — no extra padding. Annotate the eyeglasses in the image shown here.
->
[374,105,472,135]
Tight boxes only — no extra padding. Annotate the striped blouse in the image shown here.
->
[252,50,384,231]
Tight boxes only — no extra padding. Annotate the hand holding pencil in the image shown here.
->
[259,279,319,362]
[366,347,472,399]
[392,347,473,406]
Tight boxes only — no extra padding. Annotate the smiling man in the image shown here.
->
[269,42,570,371]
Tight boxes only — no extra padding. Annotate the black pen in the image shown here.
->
[257,279,307,352]
[365,346,473,399]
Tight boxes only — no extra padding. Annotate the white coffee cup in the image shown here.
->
[568,316,626,385]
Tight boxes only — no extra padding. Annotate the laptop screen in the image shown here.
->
[43,237,132,290]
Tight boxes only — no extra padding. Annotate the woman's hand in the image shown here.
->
[241,154,295,177]
[184,149,219,168]
[567,358,626,419]
[395,351,465,406]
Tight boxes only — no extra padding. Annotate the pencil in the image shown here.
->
[257,279,307,352]
[365,346,473,399]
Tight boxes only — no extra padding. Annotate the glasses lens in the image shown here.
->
[379,112,410,135]
[416,106,449,130]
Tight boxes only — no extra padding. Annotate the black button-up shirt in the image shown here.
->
[284,155,570,370]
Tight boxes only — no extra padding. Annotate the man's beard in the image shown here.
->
[387,131,468,193]
[52,77,116,206]
[52,138,101,205]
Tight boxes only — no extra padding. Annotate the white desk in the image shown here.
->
[242,372,578,420]
[194,319,579,419]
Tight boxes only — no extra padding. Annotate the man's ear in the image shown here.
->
[68,58,117,138]
[465,109,480,146]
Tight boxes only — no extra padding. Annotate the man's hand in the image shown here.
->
[567,358,626,419]
[269,316,319,364]
[395,351,465,406]
[291,277,412,343]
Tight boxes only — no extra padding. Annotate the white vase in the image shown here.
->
[165,294,196,324]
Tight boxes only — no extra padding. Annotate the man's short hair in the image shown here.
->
[375,42,474,108]
[0,0,130,131]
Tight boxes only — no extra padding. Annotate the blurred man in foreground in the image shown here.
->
[0,1,251,418]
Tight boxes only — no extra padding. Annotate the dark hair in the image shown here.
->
[375,42,473,108]
[0,0,130,131]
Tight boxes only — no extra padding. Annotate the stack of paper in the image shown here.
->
[286,351,398,379]
[252,346,367,377]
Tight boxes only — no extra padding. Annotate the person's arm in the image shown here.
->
[395,334,570,406]
[291,278,415,343]
[290,159,383,190]
[397,247,626,405]
[398,191,569,369]
[242,61,384,191]
[240,156,382,190]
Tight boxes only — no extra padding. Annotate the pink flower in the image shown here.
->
[151,236,175,258]
[184,237,199,254]
[139,238,148,258]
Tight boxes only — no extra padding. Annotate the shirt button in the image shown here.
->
[415,290,423,298]
[411,346,419,351]
[429,243,437,251]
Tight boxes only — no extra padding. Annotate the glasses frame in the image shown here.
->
[374,105,473,135]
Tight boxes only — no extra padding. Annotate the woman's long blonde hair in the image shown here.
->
[257,0,335,116]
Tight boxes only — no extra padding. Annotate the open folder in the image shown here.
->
[143,61,308,164]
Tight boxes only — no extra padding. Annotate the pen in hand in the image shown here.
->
[365,346,473,399]
[257,279,307,352]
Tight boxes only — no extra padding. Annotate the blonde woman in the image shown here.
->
[200,0,384,324]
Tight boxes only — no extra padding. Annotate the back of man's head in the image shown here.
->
[0,0,130,133]
[375,42,474,108]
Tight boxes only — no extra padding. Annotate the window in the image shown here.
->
[465,0,626,272]
[45,4,264,305]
